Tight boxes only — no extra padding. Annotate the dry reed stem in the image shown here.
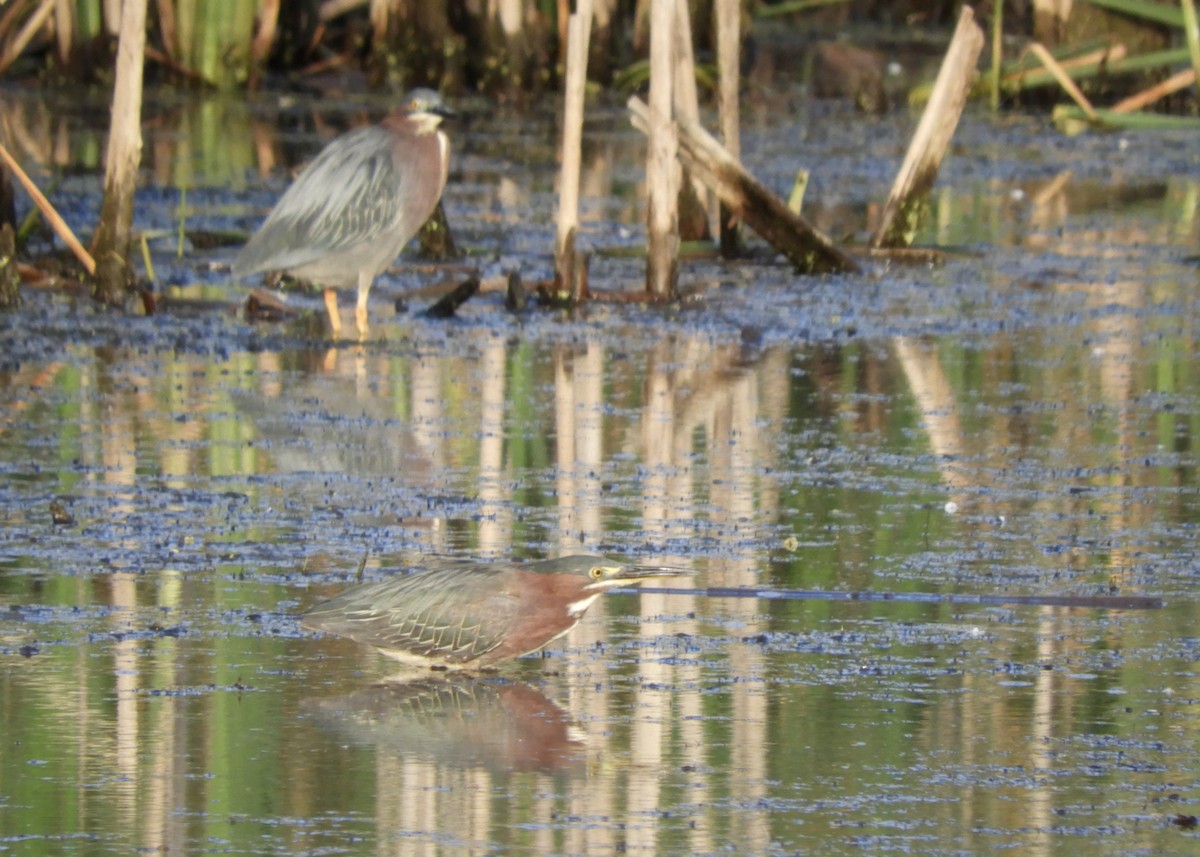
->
[1112,66,1195,113]
[1029,41,1097,119]
[0,141,95,274]
[645,0,679,297]
[870,6,983,249]
[0,0,55,76]
[555,4,593,296]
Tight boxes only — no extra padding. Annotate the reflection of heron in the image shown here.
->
[301,676,586,774]
[302,555,685,668]
[233,88,455,336]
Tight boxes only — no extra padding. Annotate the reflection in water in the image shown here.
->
[2,319,1199,855]
[3,91,1200,853]
[302,676,586,775]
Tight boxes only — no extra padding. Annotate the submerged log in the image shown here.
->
[422,275,481,318]
[870,6,984,249]
[628,97,860,275]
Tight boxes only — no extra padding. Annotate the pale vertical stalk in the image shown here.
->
[645,0,678,298]
[555,2,593,297]
[672,0,699,122]
[103,0,121,35]
[54,0,72,63]
[495,0,522,35]
[92,0,148,304]
[715,0,740,256]
[671,0,709,236]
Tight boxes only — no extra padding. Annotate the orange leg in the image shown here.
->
[323,288,341,336]
[355,271,373,339]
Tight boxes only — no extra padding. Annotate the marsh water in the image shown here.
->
[3,78,1200,856]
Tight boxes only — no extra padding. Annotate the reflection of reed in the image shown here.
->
[302,676,586,775]
[479,336,511,555]
[635,334,778,853]
[554,341,604,554]
[891,336,970,493]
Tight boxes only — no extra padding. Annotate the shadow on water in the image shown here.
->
[2,76,1200,854]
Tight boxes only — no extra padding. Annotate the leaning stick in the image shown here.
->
[1029,41,1097,119]
[0,142,95,274]
[870,6,983,249]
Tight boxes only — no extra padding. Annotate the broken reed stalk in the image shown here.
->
[870,5,984,249]
[715,0,742,256]
[1029,41,1097,119]
[91,0,148,305]
[645,0,679,298]
[554,3,593,301]
[629,97,859,274]
[0,142,95,274]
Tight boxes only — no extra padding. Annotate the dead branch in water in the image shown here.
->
[629,97,860,274]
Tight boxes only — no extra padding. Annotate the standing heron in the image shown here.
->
[233,88,454,336]
[301,555,686,669]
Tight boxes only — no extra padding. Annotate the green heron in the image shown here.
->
[301,555,685,668]
[233,88,454,337]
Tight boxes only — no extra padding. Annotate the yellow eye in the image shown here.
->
[589,566,605,580]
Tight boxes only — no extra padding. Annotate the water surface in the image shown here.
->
[2,84,1200,855]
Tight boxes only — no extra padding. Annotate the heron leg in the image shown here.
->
[355,271,372,337]
[323,288,341,336]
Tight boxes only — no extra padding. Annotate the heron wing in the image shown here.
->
[233,126,407,276]
[302,561,520,664]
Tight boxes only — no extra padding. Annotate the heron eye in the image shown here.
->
[589,567,604,580]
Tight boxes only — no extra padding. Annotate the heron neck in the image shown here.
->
[408,113,445,136]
